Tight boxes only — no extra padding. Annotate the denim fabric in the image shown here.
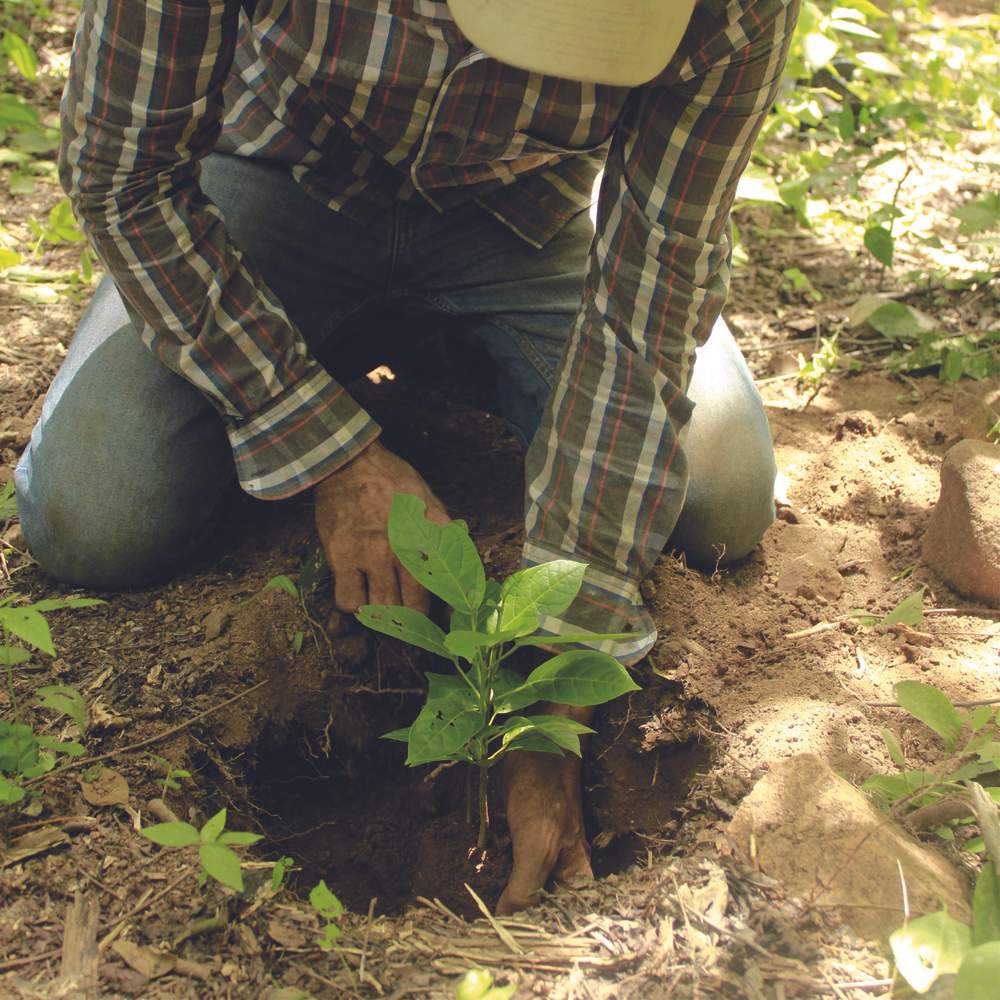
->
[16,152,775,588]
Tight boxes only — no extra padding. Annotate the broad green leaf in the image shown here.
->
[973,864,1000,946]
[956,943,1000,1000]
[498,561,587,636]
[218,831,264,846]
[866,301,923,341]
[264,575,298,599]
[954,193,1000,236]
[501,730,565,756]
[381,727,411,743]
[445,628,522,661]
[0,606,54,655]
[880,727,905,768]
[309,879,344,917]
[387,494,485,613]
[495,650,640,713]
[36,685,88,733]
[2,32,37,81]
[0,776,25,804]
[0,646,30,666]
[802,31,838,72]
[318,923,341,949]
[895,681,962,752]
[199,843,244,892]
[456,968,516,1000]
[141,821,201,848]
[406,673,481,766]
[890,910,971,993]
[496,715,595,757]
[862,770,937,806]
[864,225,894,267]
[37,737,85,758]
[20,750,55,778]
[856,50,902,76]
[883,587,926,626]
[29,597,104,612]
[969,705,993,733]
[0,721,39,774]
[358,604,450,658]
[0,247,21,270]
[200,808,227,843]
[0,93,40,129]
[513,630,640,647]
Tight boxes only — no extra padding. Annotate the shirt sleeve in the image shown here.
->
[522,0,799,664]
[58,0,380,500]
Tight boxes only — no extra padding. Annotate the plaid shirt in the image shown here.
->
[59,0,797,662]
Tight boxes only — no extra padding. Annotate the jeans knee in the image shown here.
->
[16,453,202,590]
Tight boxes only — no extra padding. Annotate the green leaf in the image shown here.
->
[218,831,264,846]
[500,730,565,756]
[318,923,341,949]
[141,821,201,848]
[883,587,926,626]
[0,247,21,271]
[381,727,411,743]
[200,808,227,843]
[2,32,38,81]
[973,864,1000,946]
[496,715,595,757]
[29,597,104,613]
[970,706,993,733]
[406,673,481,766]
[495,650,640,713]
[864,225,894,267]
[199,843,244,892]
[309,879,344,917]
[880,727,905,768]
[0,775,25,804]
[895,681,963,752]
[956,942,1000,999]
[954,193,1000,236]
[890,909,971,993]
[498,561,587,636]
[444,628,523,661]
[357,605,450,658]
[866,301,923,341]
[0,606,54,655]
[36,685,88,733]
[387,494,485,614]
[264,575,299,599]
[0,645,30,666]
[862,770,937,806]
[37,737,85,758]
[0,721,39,774]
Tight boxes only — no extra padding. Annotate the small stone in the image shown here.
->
[727,753,971,940]
[922,440,1000,607]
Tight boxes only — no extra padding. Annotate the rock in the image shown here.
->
[922,440,1000,607]
[775,551,844,602]
[201,606,231,641]
[726,754,971,941]
[771,522,846,561]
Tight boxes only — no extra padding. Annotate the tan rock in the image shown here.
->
[922,440,1000,607]
[775,551,844,602]
[726,753,970,941]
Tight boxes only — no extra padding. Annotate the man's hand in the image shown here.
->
[496,704,595,914]
[315,439,449,613]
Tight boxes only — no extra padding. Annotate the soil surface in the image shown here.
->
[1,4,999,997]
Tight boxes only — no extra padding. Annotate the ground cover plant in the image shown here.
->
[358,493,640,849]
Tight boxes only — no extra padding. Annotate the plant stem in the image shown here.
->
[476,761,489,851]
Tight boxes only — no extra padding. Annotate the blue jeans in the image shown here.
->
[16,153,776,589]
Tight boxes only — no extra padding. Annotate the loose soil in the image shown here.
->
[1,4,999,996]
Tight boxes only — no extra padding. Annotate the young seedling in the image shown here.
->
[358,493,640,850]
[0,592,102,804]
[140,807,263,892]
[308,879,344,950]
[148,753,192,799]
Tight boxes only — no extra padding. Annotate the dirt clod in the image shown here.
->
[726,753,972,940]
[923,439,1000,606]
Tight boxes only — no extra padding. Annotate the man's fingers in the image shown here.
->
[333,568,367,613]
[366,559,403,608]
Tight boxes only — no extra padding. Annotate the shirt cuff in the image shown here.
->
[227,364,381,499]
[521,540,656,667]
